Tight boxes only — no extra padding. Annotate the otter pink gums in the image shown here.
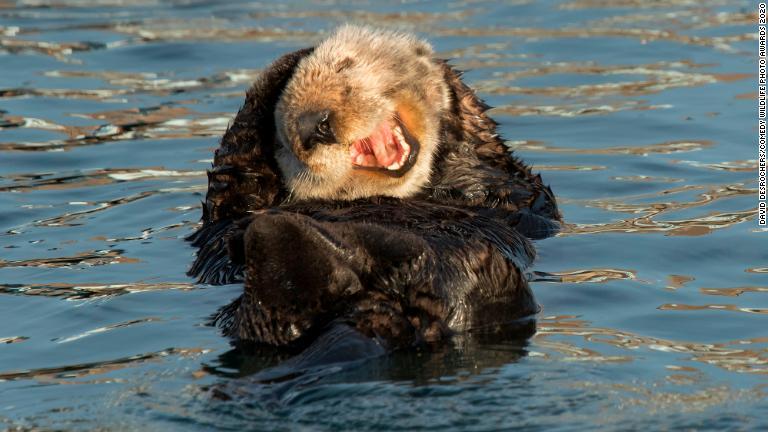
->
[188,25,560,353]
[349,117,414,173]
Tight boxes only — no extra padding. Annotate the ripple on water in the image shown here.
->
[0,0,763,430]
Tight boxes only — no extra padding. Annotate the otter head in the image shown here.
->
[274,25,450,201]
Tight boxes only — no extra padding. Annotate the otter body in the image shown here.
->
[189,26,560,353]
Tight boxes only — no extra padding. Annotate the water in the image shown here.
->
[0,0,764,430]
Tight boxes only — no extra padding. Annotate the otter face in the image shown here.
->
[274,25,450,201]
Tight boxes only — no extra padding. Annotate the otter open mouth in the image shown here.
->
[349,117,419,178]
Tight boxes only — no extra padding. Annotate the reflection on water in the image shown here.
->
[536,315,768,374]
[0,281,195,299]
[0,0,764,430]
[0,346,209,382]
[0,248,138,267]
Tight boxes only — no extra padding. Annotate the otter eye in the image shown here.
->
[297,109,336,150]
[316,113,331,137]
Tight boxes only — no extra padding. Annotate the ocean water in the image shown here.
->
[0,1,764,430]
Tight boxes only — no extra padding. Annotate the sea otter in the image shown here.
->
[189,26,560,355]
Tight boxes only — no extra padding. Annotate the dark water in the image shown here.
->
[0,0,764,430]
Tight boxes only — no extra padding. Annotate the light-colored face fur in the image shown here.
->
[274,25,450,201]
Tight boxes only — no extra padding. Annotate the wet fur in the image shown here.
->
[189,26,560,351]
[275,26,449,201]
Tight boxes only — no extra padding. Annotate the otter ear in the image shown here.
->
[202,47,314,225]
[437,61,501,159]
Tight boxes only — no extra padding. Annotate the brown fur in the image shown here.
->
[188,26,561,350]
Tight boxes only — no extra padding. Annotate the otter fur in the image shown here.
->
[188,25,560,354]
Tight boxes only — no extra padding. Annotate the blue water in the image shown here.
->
[0,1,764,430]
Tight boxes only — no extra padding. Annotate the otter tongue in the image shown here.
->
[368,120,400,167]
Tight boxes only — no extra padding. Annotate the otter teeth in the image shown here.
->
[399,141,410,165]
[390,126,410,170]
[350,122,412,170]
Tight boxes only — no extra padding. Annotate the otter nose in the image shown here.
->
[297,109,336,150]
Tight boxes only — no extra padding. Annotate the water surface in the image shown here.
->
[0,0,764,430]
